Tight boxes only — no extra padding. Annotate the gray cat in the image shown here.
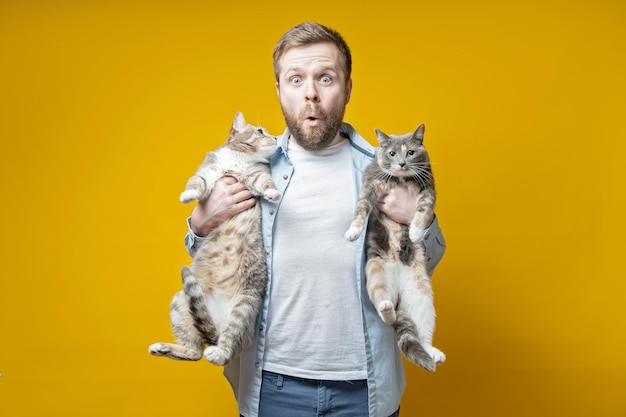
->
[345,124,445,372]
[149,112,279,366]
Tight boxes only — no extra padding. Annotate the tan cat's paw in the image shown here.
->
[204,346,228,366]
[148,343,167,356]
[344,224,363,241]
[180,190,200,204]
[377,301,397,325]
[263,189,281,202]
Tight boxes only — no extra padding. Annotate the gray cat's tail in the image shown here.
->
[181,266,217,345]
[393,311,436,372]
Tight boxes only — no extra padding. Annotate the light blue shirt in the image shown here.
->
[185,122,446,417]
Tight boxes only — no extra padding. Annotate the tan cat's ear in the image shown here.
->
[233,111,246,131]
[375,128,389,147]
[413,124,425,143]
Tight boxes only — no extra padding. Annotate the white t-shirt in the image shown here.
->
[263,138,367,380]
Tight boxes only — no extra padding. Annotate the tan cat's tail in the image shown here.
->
[393,311,436,372]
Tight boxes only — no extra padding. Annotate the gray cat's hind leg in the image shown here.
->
[366,258,397,324]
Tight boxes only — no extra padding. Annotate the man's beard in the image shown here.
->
[282,103,346,151]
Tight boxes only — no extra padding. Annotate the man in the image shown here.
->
[185,22,446,417]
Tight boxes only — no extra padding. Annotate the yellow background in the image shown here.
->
[1,0,625,416]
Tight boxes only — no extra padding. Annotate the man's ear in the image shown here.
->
[345,78,353,104]
[275,81,280,97]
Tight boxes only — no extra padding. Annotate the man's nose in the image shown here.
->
[305,83,320,103]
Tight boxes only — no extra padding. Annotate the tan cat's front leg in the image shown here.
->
[180,175,209,203]
[366,257,397,324]
[244,172,280,203]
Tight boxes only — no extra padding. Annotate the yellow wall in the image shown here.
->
[1,1,625,416]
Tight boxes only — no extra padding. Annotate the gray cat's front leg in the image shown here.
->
[408,189,435,242]
[345,191,377,241]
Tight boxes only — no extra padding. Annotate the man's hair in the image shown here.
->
[273,22,352,83]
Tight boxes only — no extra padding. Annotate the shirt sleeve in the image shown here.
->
[422,215,446,276]
[184,217,207,257]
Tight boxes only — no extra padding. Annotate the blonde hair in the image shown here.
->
[273,22,352,83]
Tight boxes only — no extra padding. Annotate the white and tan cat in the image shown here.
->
[345,124,445,372]
[149,111,279,366]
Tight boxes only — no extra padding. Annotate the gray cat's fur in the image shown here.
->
[345,124,445,372]
[149,112,279,366]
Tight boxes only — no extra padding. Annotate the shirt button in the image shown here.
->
[269,209,274,215]
[283,174,288,180]
[255,362,260,368]
[265,248,271,255]
[259,325,264,331]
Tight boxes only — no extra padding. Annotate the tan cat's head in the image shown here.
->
[227,112,277,161]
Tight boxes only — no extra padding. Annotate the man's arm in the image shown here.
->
[377,187,446,275]
[184,176,256,256]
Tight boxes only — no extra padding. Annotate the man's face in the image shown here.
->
[275,42,352,150]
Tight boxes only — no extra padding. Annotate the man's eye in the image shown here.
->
[320,76,331,84]
[290,77,302,85]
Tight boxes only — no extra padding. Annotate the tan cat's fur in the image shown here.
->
[345,124,445,371]
[149,112,279,366]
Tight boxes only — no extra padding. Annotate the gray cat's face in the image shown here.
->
[376,125,429,179]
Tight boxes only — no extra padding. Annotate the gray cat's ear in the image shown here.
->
[233,111,246,131]
[375,128,389,146]
[413,124,425,144]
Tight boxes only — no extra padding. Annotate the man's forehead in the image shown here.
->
[279,43,342,72]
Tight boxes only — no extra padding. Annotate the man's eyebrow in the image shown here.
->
[284,66,302,74]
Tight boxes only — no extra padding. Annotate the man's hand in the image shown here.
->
[189,176,256,236]
[376,186,434,228]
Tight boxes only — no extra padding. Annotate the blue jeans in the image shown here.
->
[240,371,400,417]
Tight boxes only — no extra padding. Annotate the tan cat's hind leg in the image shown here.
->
[148,291,204,361]
[148,342,203,361]
[366,258,397,325]
[203,346,228,366]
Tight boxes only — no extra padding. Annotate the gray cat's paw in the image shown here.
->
[263,189,281,202]
[180,190,200,203]
[427,346,446,366]
[344,224,363,241]
[378,301,396,325]
[409,226,424,243]
[204,346,228,366]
